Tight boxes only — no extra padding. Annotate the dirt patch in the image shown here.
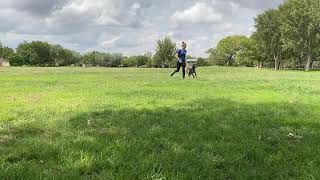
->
[0,135,14,143]
[28,94,44,103]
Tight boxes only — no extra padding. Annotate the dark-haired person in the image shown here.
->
[171,42,187,79]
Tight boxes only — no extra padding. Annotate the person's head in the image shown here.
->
[181,42,187,50]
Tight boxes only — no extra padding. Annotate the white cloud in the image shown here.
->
[229,2,240,13]
[223,23,233,31]
[171,2,223,24]
[0,0,283,57]
[101,36,121,46]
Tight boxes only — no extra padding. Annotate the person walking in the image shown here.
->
[171,42,187,79]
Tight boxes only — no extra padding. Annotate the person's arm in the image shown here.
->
[175,53,181,61]
[175,50,182,63]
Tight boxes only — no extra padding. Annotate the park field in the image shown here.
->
[1,67,320,179]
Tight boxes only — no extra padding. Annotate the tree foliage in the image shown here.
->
[154,36,177,67]
[81,51,123,67]
[16,41,53,66]
[208,35,255,67]
[208,0,320,71]
[254,9,283,69]
[8,53,23,66]
[123,54,152,67]
[50,45,81,66]
[279,0,320,71]
[0,41,15,59]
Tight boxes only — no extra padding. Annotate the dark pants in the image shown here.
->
[171,61,186,78]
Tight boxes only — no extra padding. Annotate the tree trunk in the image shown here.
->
[305,53,312,71]
[305,38,312,71]
[292,59,295,69]
[278,55,283,70]
[274,54,278,70]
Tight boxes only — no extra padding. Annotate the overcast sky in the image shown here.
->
[0,0,283,57]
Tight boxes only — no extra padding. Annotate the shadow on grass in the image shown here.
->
[1,98,320,179]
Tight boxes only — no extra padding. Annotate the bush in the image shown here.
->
[8,53,24,66]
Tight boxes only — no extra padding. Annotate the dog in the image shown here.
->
[188,64,197,78]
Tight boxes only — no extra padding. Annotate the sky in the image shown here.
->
[0,0,283,57]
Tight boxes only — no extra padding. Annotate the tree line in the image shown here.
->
[208,0,320,71]
[0,41,126,67]
[1,41,80,66]
[0,38,207,68]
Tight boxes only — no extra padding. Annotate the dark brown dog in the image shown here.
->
[188,64,197,78]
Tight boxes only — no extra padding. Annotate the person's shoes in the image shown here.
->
[171,73,174,77]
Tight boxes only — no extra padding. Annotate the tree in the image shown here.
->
[94,52,108,66]
[50,44,69,66]
[135,55,150,67]
[16,41,35,65]
[1,47,14,59]
[30,41,53,66]
[254,9,283,70]
[81,51,95,65]
[0,41,3,58]
[0,41,14,59]
[208,35,251,66]
[8,53,23,66]
[234,36,264,67]
[110,53,123,67]
[81,51,123,67]
[144,52,153,67]
[279,0,320,71]
[250,33,274,68]
[123,56,137,67]
[207,36,260,67]
[154,36,177,67]
[69,50,81,65]
[50,44,80,66]
[16,41,53,66]
[197,57,209,67]
[122,55,151,67]
[207,48,219,66]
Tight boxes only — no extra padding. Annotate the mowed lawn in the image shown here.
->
[1,67,320,179]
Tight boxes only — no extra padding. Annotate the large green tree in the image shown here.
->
[235,37,258,67]
[16,41,36,65]
[0,41,3,58]
[50,45,79,66]
[279,0,320,71]
[207,48,218,66]
[250,33,272,68]
[154,36,177,67]
[123,55,152,67]
[254,9,283,70]
[16,41,53,66]
[0,41,14,59]
[208,35,252,66]
[81,51,95,65]
[8,53,23,66]
[81,51,123,67]
[1,47,14,59]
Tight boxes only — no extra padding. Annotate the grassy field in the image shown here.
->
[1,67,320,179]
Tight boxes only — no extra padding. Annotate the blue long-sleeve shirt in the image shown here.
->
[176,49,187,63]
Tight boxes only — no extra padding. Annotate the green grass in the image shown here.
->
[1,67,320,179]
